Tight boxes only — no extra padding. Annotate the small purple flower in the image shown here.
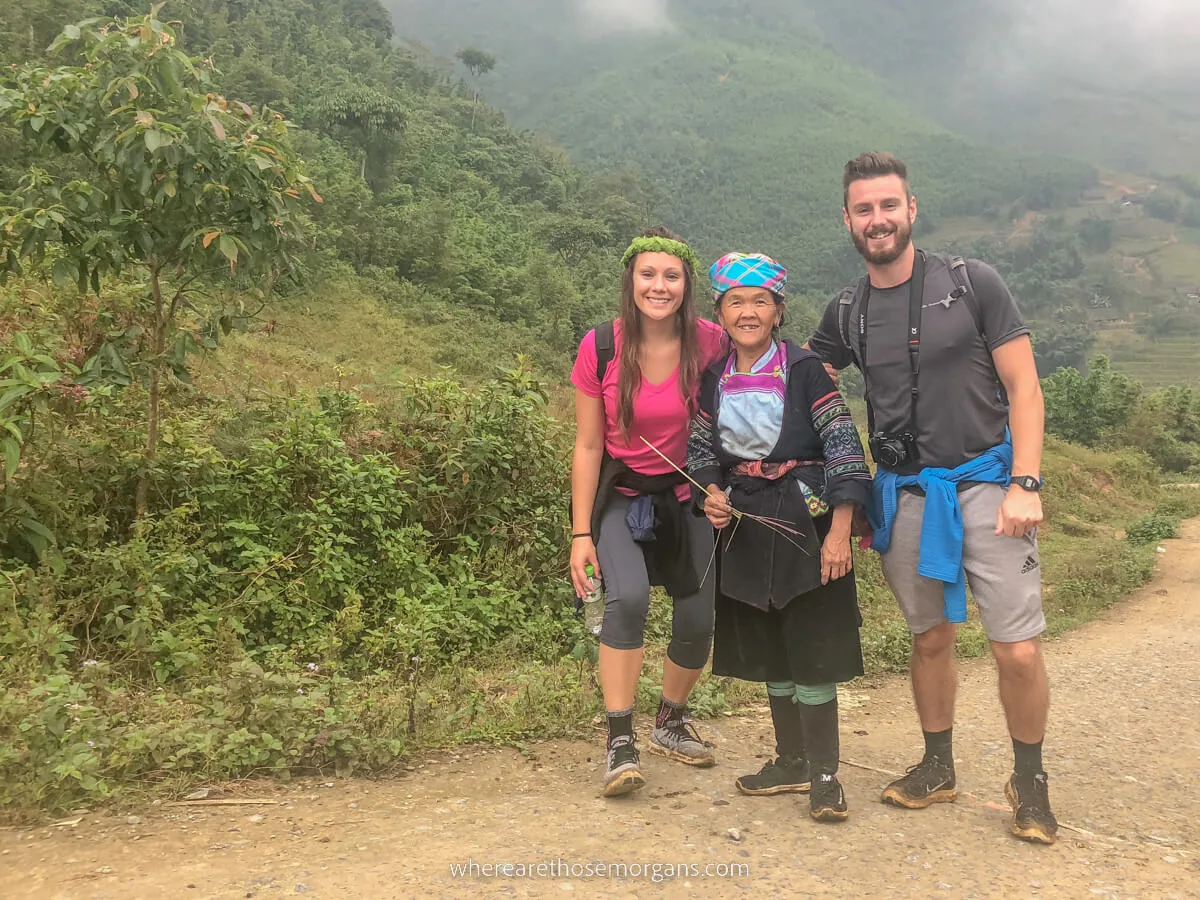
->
[82,659,100,667]
[296,688,305,695]
[87,741,95,747]
[306,663,319,672]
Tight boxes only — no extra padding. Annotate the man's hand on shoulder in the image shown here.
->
[802,341,840,387]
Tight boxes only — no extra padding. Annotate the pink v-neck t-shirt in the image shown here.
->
[572,318,727,503]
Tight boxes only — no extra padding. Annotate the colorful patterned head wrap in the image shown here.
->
[709,252,787,303]
[621,236,699,272]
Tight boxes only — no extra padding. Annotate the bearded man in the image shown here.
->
[805,152,1057,845]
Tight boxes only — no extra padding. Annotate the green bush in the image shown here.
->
[1153,490,1200,520]
[0,367,579,812]
[1125,513,1179,546]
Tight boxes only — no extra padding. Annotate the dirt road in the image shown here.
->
[4,521,1200,900]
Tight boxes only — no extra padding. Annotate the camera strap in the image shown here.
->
[857,250,926,436]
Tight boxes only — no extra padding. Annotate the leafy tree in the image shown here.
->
[1145,189,1183,223]
[456,47,496,80]
[1137,304,1200,342]
[455,47,496,131]
[1076,215,1113,254]
[0,7,317,514]
[1043,356,1142,446]
[343,0,396,46]
[538,214,611,267]
[1165,173,1200,201]
[0,331,69,559]
[314,86,406,187]
[1033,315,1095,376]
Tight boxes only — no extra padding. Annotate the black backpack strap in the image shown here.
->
[836,276,869,369]
[594,320,615,383]
[948,256,987,346]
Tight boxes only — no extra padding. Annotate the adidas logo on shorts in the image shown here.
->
[1020,555,1039,575]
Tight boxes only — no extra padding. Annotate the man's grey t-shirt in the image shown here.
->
[808,254,1030,472]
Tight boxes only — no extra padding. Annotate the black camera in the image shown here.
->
[869,431,920,469]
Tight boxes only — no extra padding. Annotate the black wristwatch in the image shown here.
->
[1011,475,1042,492]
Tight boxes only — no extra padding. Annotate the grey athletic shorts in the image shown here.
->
[879,482,1046,643]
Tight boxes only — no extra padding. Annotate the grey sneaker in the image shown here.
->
[648,713,716,767]
[602,734,646,797]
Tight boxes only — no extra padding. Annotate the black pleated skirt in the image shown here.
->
[711,514,865,686]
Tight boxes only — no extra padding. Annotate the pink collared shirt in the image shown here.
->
[572,318,727,502]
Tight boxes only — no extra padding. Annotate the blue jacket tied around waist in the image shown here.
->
[868,437,1013,623]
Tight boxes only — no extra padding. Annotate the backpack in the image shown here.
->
[835,253,989,371]
[592,320,732,382]
[594,320,616,383]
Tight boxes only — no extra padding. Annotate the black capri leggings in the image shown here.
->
[595,495,715,670]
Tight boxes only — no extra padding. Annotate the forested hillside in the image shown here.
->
[0,0,652,814]
[391,0,1200,381]
[389,0,1097,298]
[2,0,656,370]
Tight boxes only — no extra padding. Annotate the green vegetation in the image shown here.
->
[0,2,1197,820]
[0,0,641,817]
[391,0,1098,296]
[1044,356,1200,474]
[392,0,1200,384]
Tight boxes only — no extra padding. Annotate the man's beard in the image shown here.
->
[852,218,913,265]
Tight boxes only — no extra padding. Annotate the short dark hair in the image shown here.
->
[843,152,910,208]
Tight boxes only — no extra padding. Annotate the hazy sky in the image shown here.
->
[576,0,673,34]
[994,0,1200,80]
[386,0,1199,84]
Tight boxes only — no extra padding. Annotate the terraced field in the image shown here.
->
[1096,325,1200,387]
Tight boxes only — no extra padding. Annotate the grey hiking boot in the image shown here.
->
[602,734,646,797]
[648,713,715,767]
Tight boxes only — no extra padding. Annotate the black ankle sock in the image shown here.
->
[655,695,684,729]
[923,727,953,762]
[767,693,806,760]
[606,707,634,746]
[1012,738,1044,776]
[796,697,840,776]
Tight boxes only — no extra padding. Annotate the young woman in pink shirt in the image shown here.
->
[570,227,727,798]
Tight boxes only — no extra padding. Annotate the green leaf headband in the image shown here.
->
[621,236,699,272]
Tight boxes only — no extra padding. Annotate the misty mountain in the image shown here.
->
[802,0,1200,176]
[385,0,1097,294]
[390,0,1200,177]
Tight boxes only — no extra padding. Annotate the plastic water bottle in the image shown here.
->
[581,563,604,638]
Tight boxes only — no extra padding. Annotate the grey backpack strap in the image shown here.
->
[594,320,616,383]
[947,255,1006,398]
[948,256,987,345]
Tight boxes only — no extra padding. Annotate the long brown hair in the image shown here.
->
[616,226,702,439]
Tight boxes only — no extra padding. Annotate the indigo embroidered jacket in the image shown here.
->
[686,341,871,610]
